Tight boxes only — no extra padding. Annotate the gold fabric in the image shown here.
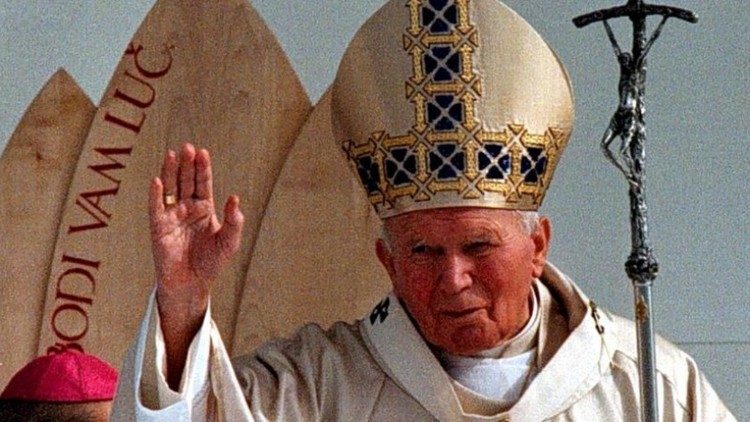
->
[332,0,574,218]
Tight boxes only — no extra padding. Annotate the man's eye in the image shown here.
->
[466,242,493,254]
[411,244,428,254]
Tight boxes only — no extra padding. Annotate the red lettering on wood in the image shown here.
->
[87,147,133,185]
[68,147,133,234]
[105,43,171,133]
[56,268,95,305]
[114,70,157,109]
[125,43,173,79]
[67,188,118,234]
[47,342,84,355]
[61,254,101,270]
[51,303,89,342]
[78,188,118,219]
[103,111,146,134]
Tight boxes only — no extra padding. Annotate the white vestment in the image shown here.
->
[112,263,736,421]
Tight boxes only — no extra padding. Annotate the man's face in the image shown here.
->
[376,208,550,356]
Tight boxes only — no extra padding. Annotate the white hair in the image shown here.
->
[380,210,540,251]
[380,223,393,251]
[514,210,540,235]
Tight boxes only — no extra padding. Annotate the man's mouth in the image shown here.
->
[442,307,484,319]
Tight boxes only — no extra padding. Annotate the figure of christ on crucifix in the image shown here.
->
[574,2,699,421]
[599,16,669,185]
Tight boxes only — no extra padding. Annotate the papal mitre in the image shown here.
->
[332,0,574,218]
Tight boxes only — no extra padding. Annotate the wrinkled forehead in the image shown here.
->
[383,207,523,240]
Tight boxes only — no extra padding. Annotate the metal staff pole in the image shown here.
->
[573,1,697,421]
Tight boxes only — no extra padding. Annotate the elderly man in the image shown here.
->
[113,0,734,420]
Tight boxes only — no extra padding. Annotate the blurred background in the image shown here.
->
[1,0,747,417]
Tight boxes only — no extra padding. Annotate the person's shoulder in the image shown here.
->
[230,319,383,392]
[602,311,737,420]
[282,320,368,356]
[234,319,372,367]
[603,311,710,407]
[606,311,699,377]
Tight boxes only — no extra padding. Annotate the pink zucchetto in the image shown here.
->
[1,351,118,403]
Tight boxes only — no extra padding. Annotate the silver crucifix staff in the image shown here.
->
[573,1,697,421]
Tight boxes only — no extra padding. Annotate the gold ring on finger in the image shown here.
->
[164,193,177,206]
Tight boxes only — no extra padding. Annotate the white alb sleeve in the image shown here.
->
[112,290,254,421]
[154,298,213,411]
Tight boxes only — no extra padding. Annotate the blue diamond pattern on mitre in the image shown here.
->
[356,155,381,194]
[429,143,465,180]
[521,147,548,184]
[422,1,458,34]
[478,144,511,180]
[385,147,417,186]
[424,46,461,82]
[427,95,463,132]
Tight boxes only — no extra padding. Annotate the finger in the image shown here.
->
[195,148,213,201]
[149,177,165,218]
[161,150,178,197]
[178,143,196,199]
[215,195,244,258]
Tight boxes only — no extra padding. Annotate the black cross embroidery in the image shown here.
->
[427,95,463,132]
[478,144,510,180]
[369,297,390,325]
[385,148,417,186]
[422,0,458,34]
[429,143,465,180]
[424,45,461,82]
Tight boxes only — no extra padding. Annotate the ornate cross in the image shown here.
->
[573,2,697,421]
[369,297,391,325]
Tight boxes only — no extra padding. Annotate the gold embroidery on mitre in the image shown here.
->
[341,0,571,217]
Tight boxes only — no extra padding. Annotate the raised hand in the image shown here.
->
[148,143,244,388]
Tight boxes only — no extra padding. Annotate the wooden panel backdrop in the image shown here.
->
[35,0,311,369]
[232,90,390,354]
[0,70,94,384]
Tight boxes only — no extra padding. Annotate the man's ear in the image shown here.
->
[530,217,552,278]
[376,239,397,281]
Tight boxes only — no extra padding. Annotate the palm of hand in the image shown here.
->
[149,144,244,300]
[153,198,223,286]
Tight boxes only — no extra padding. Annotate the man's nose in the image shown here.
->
[439,253,473,293]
